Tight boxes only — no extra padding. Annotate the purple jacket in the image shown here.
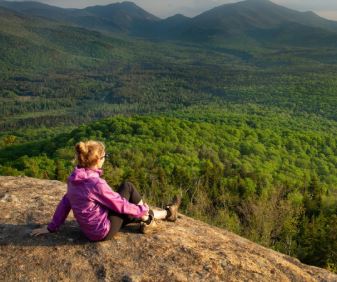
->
[47,167,149,241]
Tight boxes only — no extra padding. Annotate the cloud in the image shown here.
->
[315,10,337,21]
[273,0,337,11]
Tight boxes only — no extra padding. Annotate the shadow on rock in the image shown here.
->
[0,221,143,247]
[0,221,89,246]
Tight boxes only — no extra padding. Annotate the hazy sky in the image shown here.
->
[6,0,337,20]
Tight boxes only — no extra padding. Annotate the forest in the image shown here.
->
[1,3,337,273]
[2,12,337,131]
[1,105,337,271]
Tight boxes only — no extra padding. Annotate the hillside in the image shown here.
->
[2,4,337,131]
[0,0,159,33]
[1,176,336,281]
[1,1,337,132]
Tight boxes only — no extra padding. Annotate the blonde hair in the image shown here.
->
[75,140,105,168]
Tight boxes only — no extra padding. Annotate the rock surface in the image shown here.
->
[0,176,336,282]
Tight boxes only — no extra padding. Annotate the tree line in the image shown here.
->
[1,108,336,272]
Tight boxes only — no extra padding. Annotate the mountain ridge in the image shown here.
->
[1,0,337,44]
[0,0,159,33]
[175,0,337,43]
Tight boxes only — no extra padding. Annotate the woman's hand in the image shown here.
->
[31,225,50,236]
[140,214,149,221]
[140,203,150,221]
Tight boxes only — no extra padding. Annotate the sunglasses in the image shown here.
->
[100,153,110,159]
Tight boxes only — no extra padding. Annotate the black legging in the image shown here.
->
[104,182,143,240]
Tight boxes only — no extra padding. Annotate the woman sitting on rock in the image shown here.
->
[31,140,180,241]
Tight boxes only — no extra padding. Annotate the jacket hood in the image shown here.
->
[68,167,103,182]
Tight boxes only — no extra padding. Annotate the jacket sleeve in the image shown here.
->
[93,180,149,218]
[47,194,71,232]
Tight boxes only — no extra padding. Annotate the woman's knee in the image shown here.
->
[118,181,142,204]
[118,181,133,192]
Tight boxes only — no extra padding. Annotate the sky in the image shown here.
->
[6,0,337,20]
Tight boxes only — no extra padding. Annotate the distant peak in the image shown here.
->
[120,1,136,6]
[169,13,189,19]
[241,0,275,4]
[114,1,138,8]
[246,0,272,2]
[173,13,185,17]
[163,13,190,22]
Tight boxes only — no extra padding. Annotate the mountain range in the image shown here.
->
[1,0,337,46]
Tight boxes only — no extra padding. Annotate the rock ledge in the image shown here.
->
[0,176,336,282]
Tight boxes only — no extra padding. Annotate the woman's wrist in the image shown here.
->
[141,215,150,221]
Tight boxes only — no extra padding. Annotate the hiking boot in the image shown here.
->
[165,195,181,222]
[140,216,157,234]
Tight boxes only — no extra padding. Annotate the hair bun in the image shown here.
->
[76,142,88,155]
